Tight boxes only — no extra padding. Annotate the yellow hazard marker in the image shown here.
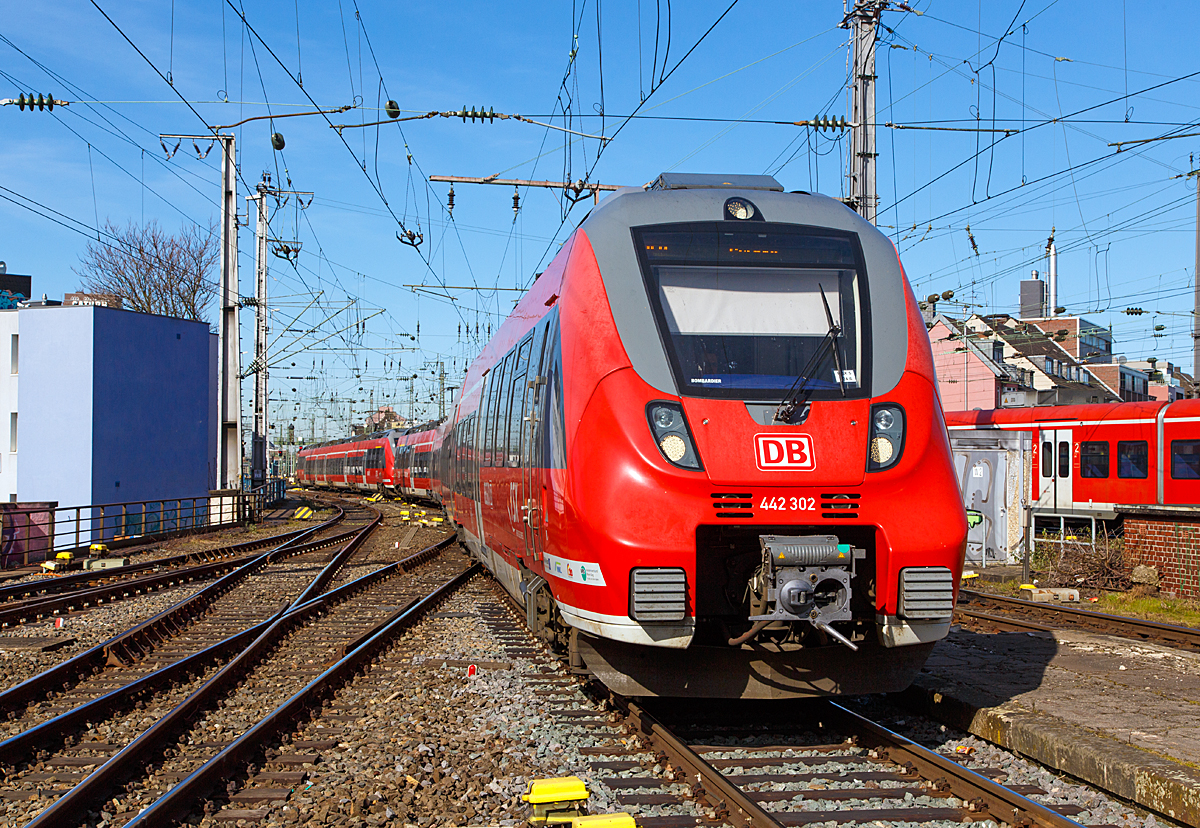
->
[89,543,109,556]
[523,776,589,826]
[294,506,314,520]
[572,815,636,828]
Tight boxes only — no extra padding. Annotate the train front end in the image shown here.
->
[553,174,967,698]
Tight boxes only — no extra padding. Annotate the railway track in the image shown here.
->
[956,588,1200,652]
[1,537,472,827]
[0,505,341,629]
[600,699,1089,828]
[0,500,379,721]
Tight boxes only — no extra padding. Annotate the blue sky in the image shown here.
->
[3,1,1198,436]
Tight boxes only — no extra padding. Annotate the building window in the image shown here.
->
[992,341,1004,363]
[1171,440,1200,479]
[1117,440,1148,479]
[1080,441,1109,478]
[9,412,15,453]
[10,334,17,375]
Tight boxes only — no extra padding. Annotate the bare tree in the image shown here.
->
[74,219,218,322]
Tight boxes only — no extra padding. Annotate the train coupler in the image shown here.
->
[746,534,865,650]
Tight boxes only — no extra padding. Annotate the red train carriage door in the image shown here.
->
[1037,428,1074,510]
[520,322,550,561]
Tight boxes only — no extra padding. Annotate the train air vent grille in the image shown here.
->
[821,493,861,519]
[630,568,688,622]
[711,493,753,519]
[898,567,955,619]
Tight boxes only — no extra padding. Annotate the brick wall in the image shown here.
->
[1124,515,1200,599]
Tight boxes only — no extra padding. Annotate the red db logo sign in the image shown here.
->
[754,434,815,471]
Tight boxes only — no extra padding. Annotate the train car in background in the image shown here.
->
[944,400,1200,516]
[391,422,443,500]
[296,432,394,493]
[434,172,968,698]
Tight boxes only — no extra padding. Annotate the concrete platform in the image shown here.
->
[893,623,1200,826]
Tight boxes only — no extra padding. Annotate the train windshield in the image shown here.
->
[634,224,866,399]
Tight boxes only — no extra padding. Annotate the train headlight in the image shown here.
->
[870,436,894,464]
[646,402,703,471]
[867,403,905,472]
[660,434,687,462]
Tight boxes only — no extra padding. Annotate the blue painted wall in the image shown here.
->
[18,307,94,507]
[90,308,211,506]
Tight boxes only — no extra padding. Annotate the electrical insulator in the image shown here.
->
[447,185,455,217]
[17,92,55,111]
[512,187,520,219]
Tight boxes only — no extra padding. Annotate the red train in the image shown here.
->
[944,400,1200,514]
[428,173,966,698]
[294,422,442,500]
[297,174,968,697]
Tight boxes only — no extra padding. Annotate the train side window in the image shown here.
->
[1171,440,1200,479]
[508,336,533,467]
[1057,442,1070,478]
[485,373,497,467]
[1041,441,1053,477]
[1080,442,1109,478]
[1117,440,1149,479]
[493,351,515,468]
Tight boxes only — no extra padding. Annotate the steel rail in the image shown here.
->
[822,702,1085,828]
[0,507,346,714]
[0,612,284,767]
[958,588,1200,650]
[0,553,259,627]
[0,506,357,627]
[0,509,329,604]
[22,537,466,828]
[126,560,480,828]
[613,697,1085,828]
[0,532,444,769]
[619,699,786,828]
[289,504,382,606]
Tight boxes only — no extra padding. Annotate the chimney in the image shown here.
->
[1020,269,1046,319]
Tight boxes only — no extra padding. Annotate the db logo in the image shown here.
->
[754,433,816,471]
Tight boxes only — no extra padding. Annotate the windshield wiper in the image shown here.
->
[773,286,847,424]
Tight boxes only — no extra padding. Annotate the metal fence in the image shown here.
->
[0,480,288,570]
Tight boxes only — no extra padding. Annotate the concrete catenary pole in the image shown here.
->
[250,184,270,488]
[216,135,242,490]
[847,1,883,224]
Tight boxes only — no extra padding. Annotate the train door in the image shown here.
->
[473,379,487,550]
[520,322,549,560]
[1037,428,1074,510]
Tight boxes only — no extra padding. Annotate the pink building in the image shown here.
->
[927,313,1119,409]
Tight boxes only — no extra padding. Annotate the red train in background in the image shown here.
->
[299,173,969,698]
[944,401,1200,514]
[294,422,441,500]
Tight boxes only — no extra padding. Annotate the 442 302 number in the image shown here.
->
[759,496,816,511]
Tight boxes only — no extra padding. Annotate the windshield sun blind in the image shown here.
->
[633,223,869,400]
